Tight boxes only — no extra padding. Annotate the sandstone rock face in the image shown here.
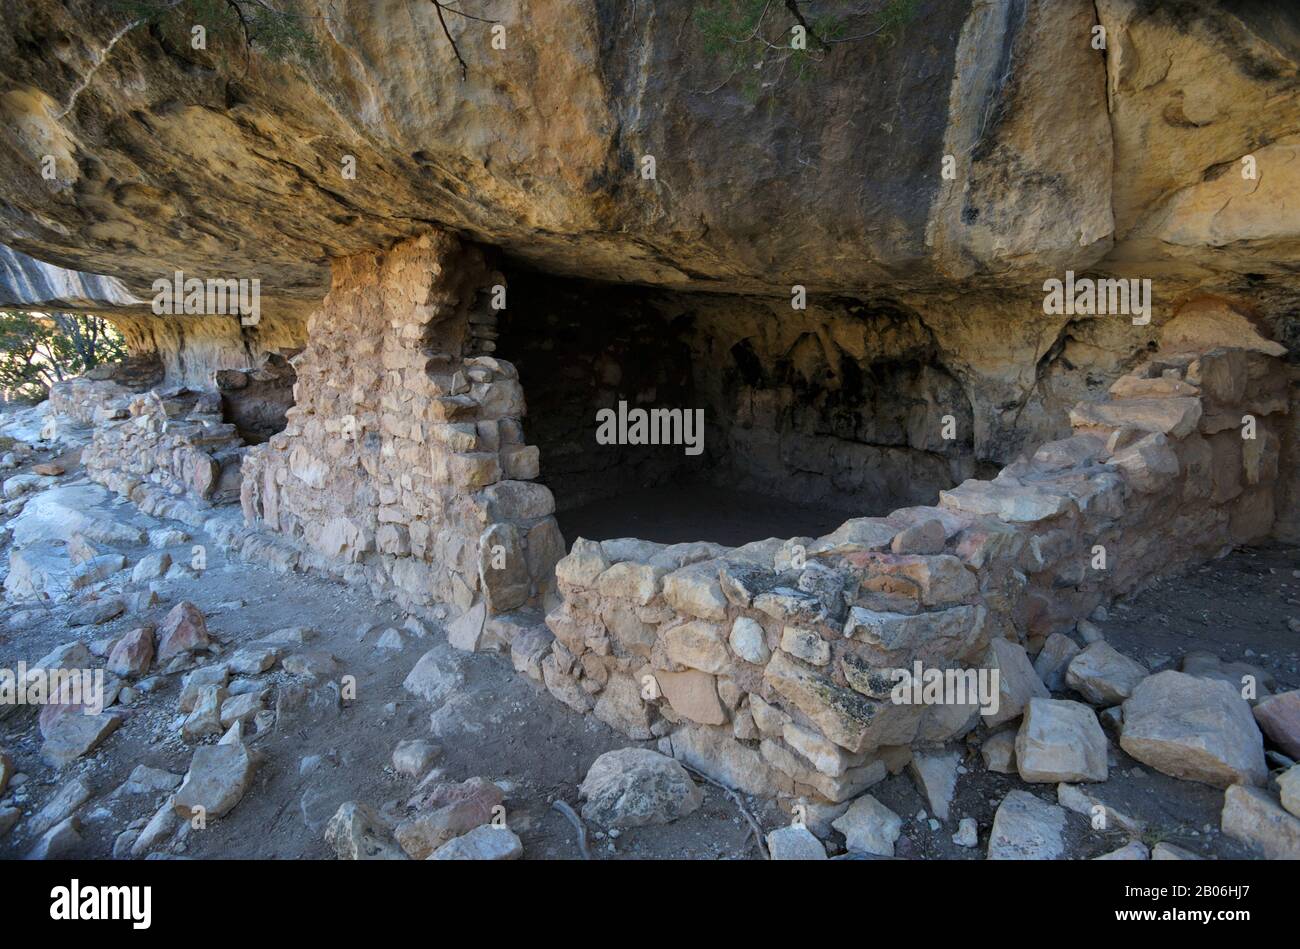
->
[4,1,1295,831]
[0,0,1120,302]
[1120,671,1267,788]
[578,748,703,829]
[1,2,1295,481]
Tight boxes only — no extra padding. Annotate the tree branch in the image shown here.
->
[783,0,828,50]
[429,0,469,81]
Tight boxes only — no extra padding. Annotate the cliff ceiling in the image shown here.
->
[0,0,1297,312]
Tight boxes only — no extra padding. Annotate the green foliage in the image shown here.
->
[0,311,127,403]
[693,0,919,99]
[109,0,318,64]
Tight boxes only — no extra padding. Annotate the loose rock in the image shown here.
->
[832,794,902,857]
[765,824,827,860]
[1015,698,1108,783]
[1065,641,1147,706]
[1120,671,1266,788]
[578,748,703,828]
[987,790,1066,860]
[428,825,523,860]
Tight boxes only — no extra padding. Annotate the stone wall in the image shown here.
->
[540,336,1292,804]
[45,230,1296,813]
[238,233,565,625]
[73,384,246,526]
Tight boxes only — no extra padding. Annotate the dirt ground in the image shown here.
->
[0,430,1296,861]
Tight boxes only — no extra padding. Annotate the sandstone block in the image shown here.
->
[1015,698,1108,783]
[1121,671,1266,788]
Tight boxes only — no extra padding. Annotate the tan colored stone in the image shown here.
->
[1121,671,1266,788]
[655,669,726,726]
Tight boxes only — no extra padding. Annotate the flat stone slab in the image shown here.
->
[987,790,1066,860]
[41,712,121,767]
[173,741,256,820]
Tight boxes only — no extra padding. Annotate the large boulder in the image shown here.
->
[1120,671,1266,788]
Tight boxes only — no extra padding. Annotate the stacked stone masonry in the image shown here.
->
[56,230,1294,811]
[544,340,1292,805]
[62,380,246,524]
[237,232,565,625]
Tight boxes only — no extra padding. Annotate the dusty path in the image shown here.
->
[0,448,776,860]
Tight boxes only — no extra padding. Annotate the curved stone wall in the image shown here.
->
[543,337,1292,803]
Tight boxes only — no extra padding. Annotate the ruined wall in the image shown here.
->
[216,355,299,444]
[60,381,246,523]
[238,233,565,625]
[540,337,1292,804]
